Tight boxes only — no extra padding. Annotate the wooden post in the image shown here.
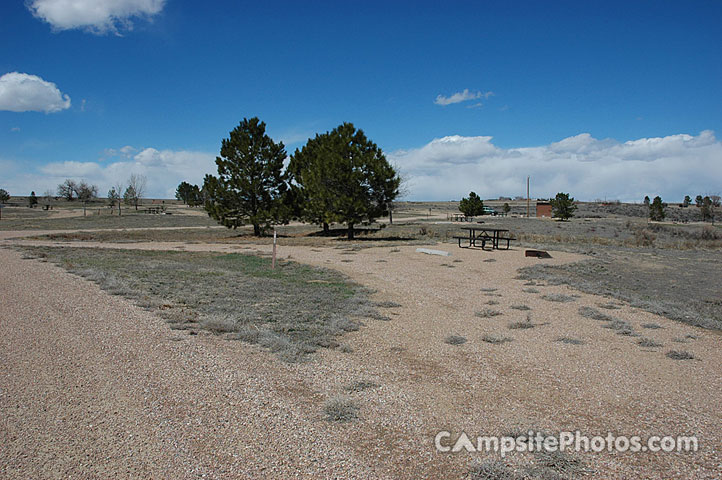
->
[271,228,277,269]
[526,176,530,218]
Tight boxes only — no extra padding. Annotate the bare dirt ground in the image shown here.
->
[1,227,720,479]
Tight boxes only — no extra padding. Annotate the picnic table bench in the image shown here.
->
[453,226,515,250]
[145,206,166,214]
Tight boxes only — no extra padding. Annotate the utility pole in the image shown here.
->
[526,176,530,218]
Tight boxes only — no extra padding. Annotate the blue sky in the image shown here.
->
[1,0,720,201]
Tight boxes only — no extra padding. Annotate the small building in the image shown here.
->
[536,202,552,218]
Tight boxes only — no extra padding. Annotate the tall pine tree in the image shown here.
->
[289,123,400,239]
[203,117,289,236]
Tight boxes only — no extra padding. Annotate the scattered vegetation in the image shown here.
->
[578,306,614,321]
[642,322,662,329]
[666,350,695,360]
[481,334,513,344]
[597,302,622,310]
[508,317,535,330]
[374,300,402,308]
[637,338,662,348]
[510,304,531,311]
[476,308,503,318]
[540,293,577,303]
[556,337,584,345]
[344,380,380,392]
[324,395,360,422]
[445,335,468,345]
[24,247,375,363]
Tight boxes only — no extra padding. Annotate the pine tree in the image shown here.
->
[649,196,666,221]
[289,123,400,239]
[204,117,289,236]
[459,192,484,217]
[551,192,577,221]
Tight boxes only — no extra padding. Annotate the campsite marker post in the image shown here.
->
[271,229,277,269]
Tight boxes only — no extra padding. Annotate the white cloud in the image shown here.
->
[0,72,71,113]
[28,0,166,34]
[435,89,493,106]
[389,131,722,202]
[29,147,216,199]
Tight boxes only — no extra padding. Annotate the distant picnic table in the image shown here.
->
[453,226,515,250]
[145,206,166,214]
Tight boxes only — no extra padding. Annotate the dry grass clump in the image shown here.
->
[637,337,662,348]
[486,300,500,305]
[666,350,695,360]
[373,300,402,308]
[510,304,531,311]
[642,322,662,329]
[324,395,359,422]
[344,380,379,392]
[556,336,584,345]
[476,308,503,318]
[578,306,614,321]
[541,293,577,303]
[532,450,587,478]
[603,319,632,331]
[482,334,513,344]
[597,302,622,310]
[508,321,534,330]
[468,449,587,479]
[468,460,521,480]
[480,287,498,292]
[522,287,540,294]
[508,314,535,330]
[445,335,467,345]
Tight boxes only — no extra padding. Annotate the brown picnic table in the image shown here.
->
[454,226,515,250]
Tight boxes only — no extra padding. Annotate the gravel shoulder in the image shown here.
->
[1,235,721,478]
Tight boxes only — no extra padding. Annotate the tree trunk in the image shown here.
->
[389,209,393,225]
[253,223,261,236]
[323,222,330,235]
[347,223,354,240]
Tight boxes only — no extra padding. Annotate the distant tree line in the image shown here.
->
[644,194,720,223]
[189,117,400,239]
[175,181,204,206]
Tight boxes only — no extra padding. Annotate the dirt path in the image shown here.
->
[1,236,720,478]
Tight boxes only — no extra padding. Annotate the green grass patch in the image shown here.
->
[23,247,375,362]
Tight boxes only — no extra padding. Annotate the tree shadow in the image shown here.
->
[307,227,413,241]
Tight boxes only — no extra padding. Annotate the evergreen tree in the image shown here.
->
[458,192,484,217]
[204,117,289,236]
[551,192,577,221]
[176,181,194,204]
[649,195,666,221]
[29,191,38,208]
[289,123,400,239]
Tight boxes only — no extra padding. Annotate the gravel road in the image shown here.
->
[1,234,720,478]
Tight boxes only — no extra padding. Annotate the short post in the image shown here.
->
[271,228,277,270]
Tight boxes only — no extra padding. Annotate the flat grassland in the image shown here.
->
[1,200,720,478]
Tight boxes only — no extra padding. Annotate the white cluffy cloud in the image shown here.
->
[36,147,216,198]
[389,130,722,202]
[0,72,71,113]
[435,89,494,106]
[28,0,166,34]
